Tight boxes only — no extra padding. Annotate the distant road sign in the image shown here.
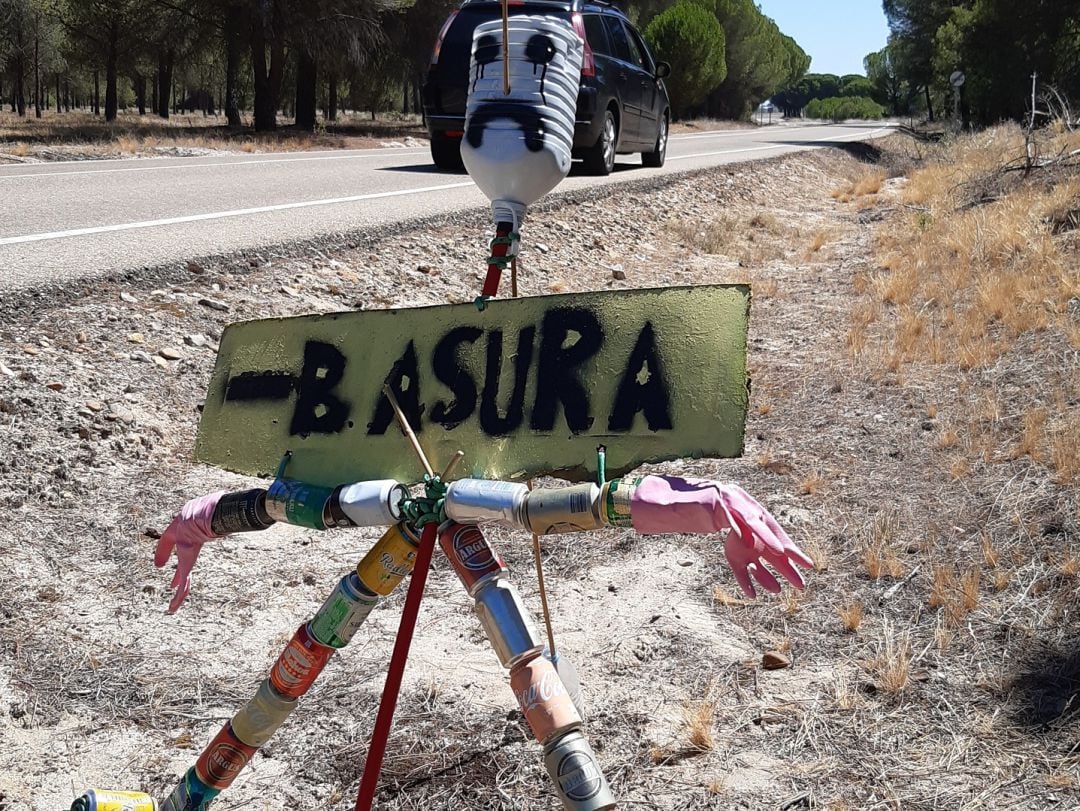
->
[950,70,966,88]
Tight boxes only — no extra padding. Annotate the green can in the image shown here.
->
[309,572,379,648]
[265,476,335,530]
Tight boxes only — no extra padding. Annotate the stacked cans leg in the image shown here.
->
[439,521,615,810]
[160,527,416,810]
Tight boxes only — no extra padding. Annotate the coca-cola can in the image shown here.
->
[439,522,507,595]
[524,484,604,535]
[309,572,379,648]
[355,522,420,596]
[269,623,335,699]
[194,722,258,790]
[444,479,528,528]
[543,730,616,810]
[474,578,544,668]
[510,655,581,744]
[229,678,298,748]
[328,479,408,528]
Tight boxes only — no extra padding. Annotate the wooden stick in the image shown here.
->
[528,479,557,657]
[501,0,510,95]
[382,384,433,478]
[510,255,519,298]
[441,450,465,481]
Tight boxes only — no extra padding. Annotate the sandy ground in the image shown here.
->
[1,140,1076,811]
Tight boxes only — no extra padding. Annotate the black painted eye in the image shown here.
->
[525,34,556,65]
[475,34,500,65]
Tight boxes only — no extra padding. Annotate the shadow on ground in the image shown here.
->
[773,139,884,164]
[1008,639,1080,730]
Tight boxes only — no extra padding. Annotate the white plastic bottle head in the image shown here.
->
[461,14,584,229]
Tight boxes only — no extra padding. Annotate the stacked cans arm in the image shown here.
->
[439,522,615,811]
[155,481,421,811]
[445,475,814,598]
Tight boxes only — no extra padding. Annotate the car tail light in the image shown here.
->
[571,13,595,78]
[430,10,459,65]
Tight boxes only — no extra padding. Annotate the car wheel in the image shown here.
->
[430,136,464,171]
[642,113,668,168]
[583,109,617,176]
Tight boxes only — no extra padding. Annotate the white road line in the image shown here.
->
[0,149,430,180]
[0,181,477,246]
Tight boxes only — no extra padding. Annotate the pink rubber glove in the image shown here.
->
[630,476,813,598]
[153,491,225,613]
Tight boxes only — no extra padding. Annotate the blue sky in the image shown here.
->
[758,0,891,77]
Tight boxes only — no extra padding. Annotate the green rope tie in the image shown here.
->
[399,474,449,528]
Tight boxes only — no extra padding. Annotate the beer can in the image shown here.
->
[70,789,157,811]
[600,477,640,528]
[309,572,379,648]
[510,654,581,743]
[473,578,544,668]
[159,767,220,811]
[543,731,616,810]
[524,484,604,535]
[439,522,507,595]
[444,479,528,528]
[194,722,257,790]
[269,623,335,699]
[355,522,420,596]
[229,678,298,748]
[265,477,335,530]
[328,479,408,528]
[210,488,274,535]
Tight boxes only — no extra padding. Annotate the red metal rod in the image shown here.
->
[354,521,439,811]
[481,224,512,298]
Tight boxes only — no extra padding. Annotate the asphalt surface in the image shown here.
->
[0,121,893,292]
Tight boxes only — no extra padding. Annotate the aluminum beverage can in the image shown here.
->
[229,678,298,748]
[546,649,586,721]
[269,623,335,699]
[543,730,616,810]
[309,572,379,648]
[524,483,604,535]
[194,722,258,790]
[510,654,581,743]
[210,489,274,535]
[355,522,420,595]
[328,479,408,528]
[439,521,507,595]
[265,477,335,530]
[70,789,157,811]
[444,479,528,528]
[159,767,220,811]
[474,578,544,668]
[600,477,641,528]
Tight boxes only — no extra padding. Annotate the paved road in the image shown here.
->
[0,121,892,292]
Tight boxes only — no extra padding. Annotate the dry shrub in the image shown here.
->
[797,469,826,495]
[805,230,829,257]
[838,601,864,633]
[869,624,912,695]
[854,171,886,197]
[682,699,717,752]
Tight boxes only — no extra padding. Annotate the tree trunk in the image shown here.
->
[93,70,100,115]
[55,74,61,113]
[250,6,284,132]
[16,59,26,115]
[328,73,338,121]
[34,35,41,118]
[224,4,244,126]
[135,74,146,115]
[924,84,934,122]
[402,79,409,114]
[294,50,317,130]
[105,20,119,121]
[157,51,173,118]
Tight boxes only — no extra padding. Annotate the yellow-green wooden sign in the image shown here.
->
[196,285,749,485]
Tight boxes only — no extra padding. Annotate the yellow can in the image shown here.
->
[71,788,157,811]
[356,522,419,595]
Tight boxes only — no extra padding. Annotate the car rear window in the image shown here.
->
[582,13,610,56]
[440,5,572,85]
[601,16,633,64]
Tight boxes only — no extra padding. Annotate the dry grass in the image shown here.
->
[838,601,864,633]
[682,697,718,752]
[0,110,424,160]
[868,624,912,696]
